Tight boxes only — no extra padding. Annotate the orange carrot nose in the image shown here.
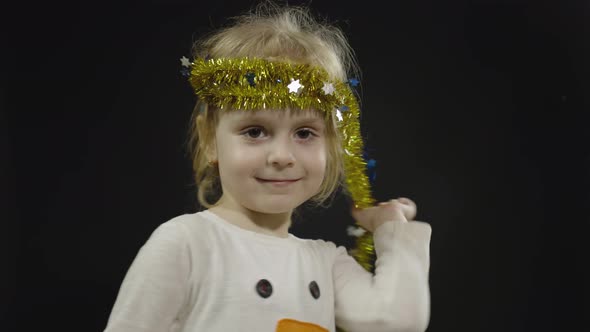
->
[275,318,329,332]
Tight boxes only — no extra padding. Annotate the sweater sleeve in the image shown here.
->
[103,221,192,332]
[333,220,432,332]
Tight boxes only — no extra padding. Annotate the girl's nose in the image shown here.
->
[267,138,296,168]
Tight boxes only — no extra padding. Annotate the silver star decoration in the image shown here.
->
[322,82,335,95]
[347,225,367,237]
[335,109,343,122]
[180,56,191,67]
[288,79,303,93]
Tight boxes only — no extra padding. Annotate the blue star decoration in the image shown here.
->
[245,72,256,86]
[367,158,377,183]
[348,78,360,87]
[180,67,190,78]
[363,150,377,184]
[338,105,350,112]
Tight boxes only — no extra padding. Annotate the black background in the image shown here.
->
[3,0,588,331]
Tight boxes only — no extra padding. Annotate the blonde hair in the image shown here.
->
[187,1,361,209]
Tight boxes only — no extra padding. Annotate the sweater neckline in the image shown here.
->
[199,210,300,246]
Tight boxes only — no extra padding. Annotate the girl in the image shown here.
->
[104,2,432,332]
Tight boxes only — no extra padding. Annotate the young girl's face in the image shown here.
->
[212,108,327,214]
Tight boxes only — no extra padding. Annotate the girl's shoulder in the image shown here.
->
[289,234,347,261]
[145,211,216,251]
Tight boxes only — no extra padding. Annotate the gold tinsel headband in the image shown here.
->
[187,57,356,115]
[182,56,377,271]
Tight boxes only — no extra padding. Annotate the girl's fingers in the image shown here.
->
[385,198,417,221]
[351,197,418,231]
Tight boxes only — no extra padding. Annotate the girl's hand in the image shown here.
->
[351,197,417,233]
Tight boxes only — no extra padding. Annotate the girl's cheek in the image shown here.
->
[300,146,327,166]
[231,149,263,165]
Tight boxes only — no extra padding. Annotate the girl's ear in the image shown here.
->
[196,114,217,161]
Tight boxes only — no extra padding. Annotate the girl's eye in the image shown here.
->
[241,127,317,140]
[296,129,316,140]
[243,127,266,139]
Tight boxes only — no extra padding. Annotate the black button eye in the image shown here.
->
[256,279,273,298]
[309,281,320,299]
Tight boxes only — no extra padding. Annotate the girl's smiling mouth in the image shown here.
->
[256,178,301,185]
